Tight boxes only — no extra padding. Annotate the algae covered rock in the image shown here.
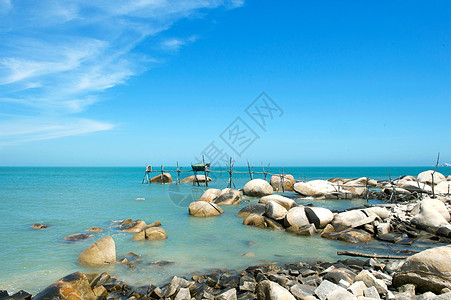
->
[34,272,95,300]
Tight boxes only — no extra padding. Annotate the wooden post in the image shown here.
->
[281,168,285,193]
[203,155,208,187]
[247,161,253,180]
[431,152,440,199]
[176,162,181,184]
[160,165,164,183]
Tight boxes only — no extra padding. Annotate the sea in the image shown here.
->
[0,166,449,293]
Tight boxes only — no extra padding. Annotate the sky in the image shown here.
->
[0,0,450,166]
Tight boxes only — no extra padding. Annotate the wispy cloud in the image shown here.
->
[0,0,243,146]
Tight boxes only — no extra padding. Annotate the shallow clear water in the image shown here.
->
[0,166,449,293]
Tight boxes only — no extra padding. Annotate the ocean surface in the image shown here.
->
[0,166,449,293]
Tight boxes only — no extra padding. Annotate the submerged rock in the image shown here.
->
[77,236,116,266]
[64,233,93,242]
[34,272,95,300]
[243,179,273,197]
[87,227,102,232]
[149,173,172,183]
[188,201,223,217]
[215,188,242,205]
[31,223,47,229]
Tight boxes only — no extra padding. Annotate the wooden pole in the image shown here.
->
[432,152,440,198]
[176,162,181,184]
[247,161,253,180]
[203,155,208,187]
[160,165,164,183]
[337,251,409,259]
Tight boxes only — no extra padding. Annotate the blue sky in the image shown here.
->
[0,0,450,166]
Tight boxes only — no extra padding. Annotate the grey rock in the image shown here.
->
[347,281,367,297]
[290,283,316,300]
[315,280,342,300]
[355,270,388,295]
[237,204,266,218]
[215,288,237,300]
[175,287,191,300]
[364,286,380,299]
[325,287,357,300]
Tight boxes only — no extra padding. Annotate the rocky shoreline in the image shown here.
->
[4,170,451,299]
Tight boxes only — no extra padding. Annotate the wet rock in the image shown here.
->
[265,201,288,221]
[31,223,47,229]
[34,272,96,300]
[64,233,93,242]
[77,236,116,266]
[216,288,237,300]
[376,233,403,243]
[132,230,146,241]
[337,229,373,243]
[165,276,194,298]
[120,219,147,233]
[393,245,451,294]
[182,175,212,183]
[198,189,222,202]
[259,195,296,210]
[149,172,172,183]
[147,220,162,228]
[293,180,336,197]
[437,225,451,238]
[189,201,224,217]
[237,204,266,218]
[87,227,102,232]
[323,190,353,200]
[417,170,445,185]
[90,272,111,289]
[305,207,334,229]
[355,270,388,295]
[215,188,242,205]
[256,280,295,300]
[243,179,273,197]
[270,174,296,192]
[1,290,32,300]
[332,210,371,230]
[243,214,267,228]
[92,285,107,297]
[284,206,310,228]
[264,216,284,230]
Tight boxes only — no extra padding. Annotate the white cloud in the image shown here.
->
[0,0,244,146]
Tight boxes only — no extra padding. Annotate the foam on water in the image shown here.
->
[0,166,449,293]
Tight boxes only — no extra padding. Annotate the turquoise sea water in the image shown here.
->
[0,166,450,293]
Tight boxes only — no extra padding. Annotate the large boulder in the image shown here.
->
[435,181,451,195]
[397,180,432,193]
[342,178,369,197]
[149,173,172,183]
[265,201,288,221]
[270,174,296,191]
[144,227,167,240]
[364,207,390,219]
[393,245,451,293]
[417,170,445,185]
[243,214,266,229]
[411,198,450,222]
[198,189,221,202]
[181,175,212,183]
[34,272,95,300]
[411,203,449,229]
[304,207,333,229]
[331,210,370,230]
[293,180,336,197]
[243,179,273,197]
[214,188,242,205]
[188,201,223,217]
[259,195,296,210]
[77,236,116,266]
[284,206,310,228]
[237,204,266,218]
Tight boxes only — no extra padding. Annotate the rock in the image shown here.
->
[324,268,356,285]
[77,236,116,266]
[189,201,224,217]
[149,172,172,183]
[417,170,445,185]
[363,286,380,299]
[256,280,295,300]
[145,227,167,240]
[215,188,242,205]
[263,216,284,230]
[376,223,390,235]
[90,272,111,289]
[237,204,266,218]
[323,190,353,200]
[198,189,221,202]
[259,195,296,210]
[305,207,334,229]
[120,219,147,233]
[270,174,296,191]
[332,210,371,230]
[31,223,47,229]
[34,272,96,300]
[243,179,273,197]
[437,225,451,238]
[87,227,102,232]
[337,229,372,243]
[393,245,451,294]
[411,203,449,229]
[265,201,288,221]
[284,206,310,228]
[342,178,370,197]
[132,230,146,241]
[64,233,93,241]
[216,288,237,300]
[315,280,351,300]
[182,175,212,183]
[364,207,390,219]
[293,180,336,197]
[411,199,451,222]
[92,285,107,297]
[326,287,357,300]
[290,283,316,299]
[147,221,162,227]
[321,224,335,236]
[297,224,317,236]
[165,276,194,298]
[397,180,432,193]
[4,290,32,300]
[243,214,267,228]
[175,287,191,300]
[436,181,451,195]
[355,270,388,295]
[347,281,367,297]
[240,276,257,292]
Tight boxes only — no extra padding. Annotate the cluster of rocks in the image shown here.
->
[148,173,213,184]
[188,188,242,217]
[4,245,450,300]
[114,219,167,241]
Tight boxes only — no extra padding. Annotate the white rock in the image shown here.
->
[259,195,296,210]
[348,281,367,297]
[411,199,450,222]
[411,202,449,228]
[364,207,390,219]
[284,206,310,228]
[243,179,273,197]
[355,270,388,295]
[293,180,337,197]
[304,207,334,228]
[435,181,451,195]
[417,170,445,185]
[265,201,288,221]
